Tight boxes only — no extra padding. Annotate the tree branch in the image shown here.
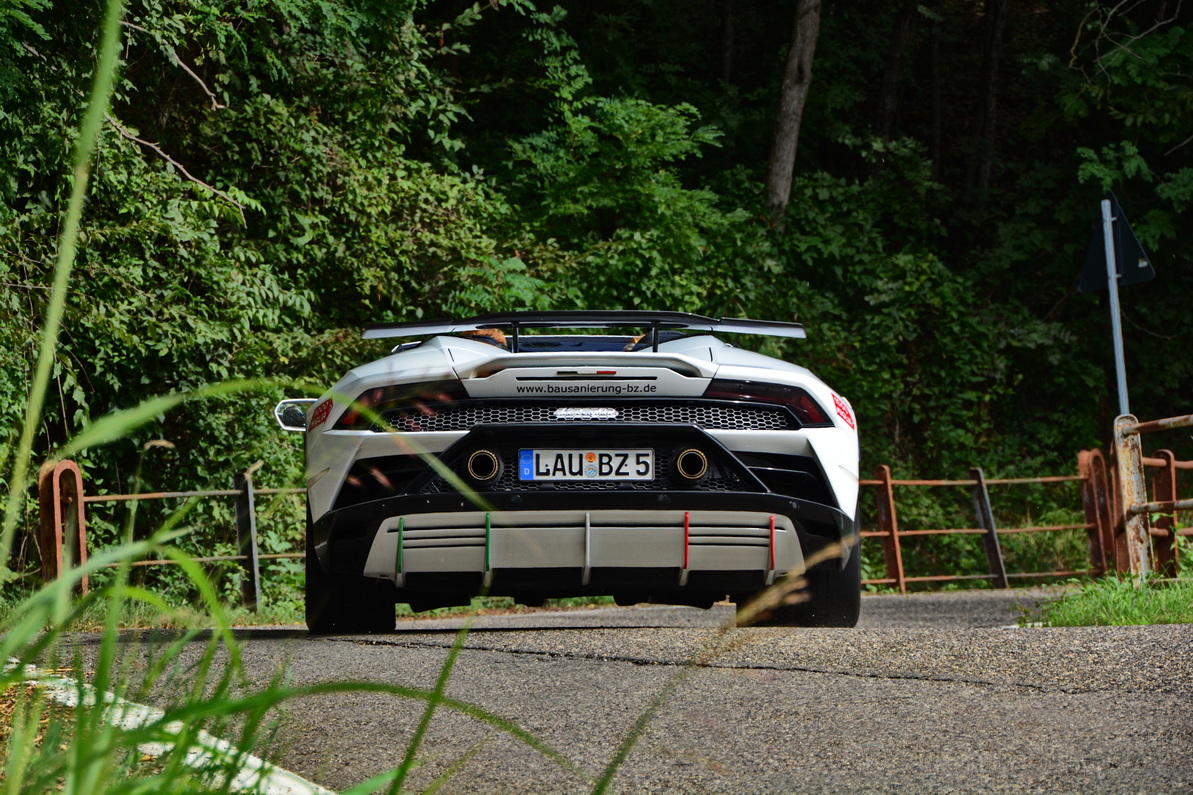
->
[121,20,227,110]
[1164,131,1193,156]
[105,114,245,225]
[0,282,53,291]
[1069,0,1183,87]
[167,46,226,110]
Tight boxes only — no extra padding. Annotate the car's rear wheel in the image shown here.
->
[741,545,861,628]
[305,522,396,634]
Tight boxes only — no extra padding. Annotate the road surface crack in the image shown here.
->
[343,637,1086,695]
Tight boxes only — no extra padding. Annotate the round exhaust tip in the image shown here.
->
[674,448,709,482]
[466,449,502,482]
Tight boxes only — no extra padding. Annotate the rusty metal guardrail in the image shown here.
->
[859,466,1099,594]
[37,458,304,609]
[861,440,1191,591]
[1113,412,1193,578]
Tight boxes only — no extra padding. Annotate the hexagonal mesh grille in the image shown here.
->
[382,402,794,432]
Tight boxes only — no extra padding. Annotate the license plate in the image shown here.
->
[519,449,654,481]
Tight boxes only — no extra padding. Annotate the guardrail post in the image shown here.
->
[1077,450,1111,576]
[37,459,89,593]
[1106,455,1130,574]
[873,465,906,594]
[969,467,1008,589]
[1113,414,1153,578]
[1151,450,1178,577]
[235,460,264,610]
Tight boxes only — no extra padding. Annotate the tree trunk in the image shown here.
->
[765,0,822,219]
[965,0,1008,202]
[877,3,918,139]
[930,14,941,180]
[720,0,735,84]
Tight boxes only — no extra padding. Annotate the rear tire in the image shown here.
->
[305,523,396,634]
[746,545,861,628]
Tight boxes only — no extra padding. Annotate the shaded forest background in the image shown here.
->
[2,0,1191,592]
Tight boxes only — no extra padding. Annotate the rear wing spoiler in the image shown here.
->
[363,311,806,353]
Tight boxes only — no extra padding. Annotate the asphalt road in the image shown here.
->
[72,590,1193,794]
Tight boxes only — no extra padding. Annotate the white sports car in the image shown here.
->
[275,311,860,632]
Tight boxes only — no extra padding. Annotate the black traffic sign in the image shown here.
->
[1078,191,1155,292]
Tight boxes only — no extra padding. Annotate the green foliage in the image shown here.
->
[751,135,1054,475]
[1069,17,1193,141]
[499,9,744,314]
[999,513,1091,581]
[0,12,584,792]
[0,0,48,109]
[0,0,546,596]
[1035,575,1193,626]
[508,95,738,312]
[4,0,1193,598]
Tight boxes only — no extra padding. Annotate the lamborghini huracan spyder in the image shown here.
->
[275,311,861,632]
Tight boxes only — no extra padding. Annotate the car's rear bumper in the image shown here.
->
[311,489,855,600]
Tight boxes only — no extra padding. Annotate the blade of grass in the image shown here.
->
[56,379,273,460]
[420,739,489,795]
[0,534,193,679]
[74,471,162,795]
[388,616,477,794]
[590,540,852,795]
[19,673,588,789]
[0,686,42,795]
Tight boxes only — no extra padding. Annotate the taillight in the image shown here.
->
[334,380,468,430]
[702,379,833,427]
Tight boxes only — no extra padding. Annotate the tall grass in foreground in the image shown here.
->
[0,1,834,792]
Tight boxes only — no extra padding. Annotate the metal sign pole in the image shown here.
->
[1101,199,1130,416]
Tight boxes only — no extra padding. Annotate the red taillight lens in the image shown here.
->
[703,379,833,427]
[335,380,468,430]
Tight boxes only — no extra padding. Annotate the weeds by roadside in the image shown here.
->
[1031,575,1193,626]
[1028,528,1192,627]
